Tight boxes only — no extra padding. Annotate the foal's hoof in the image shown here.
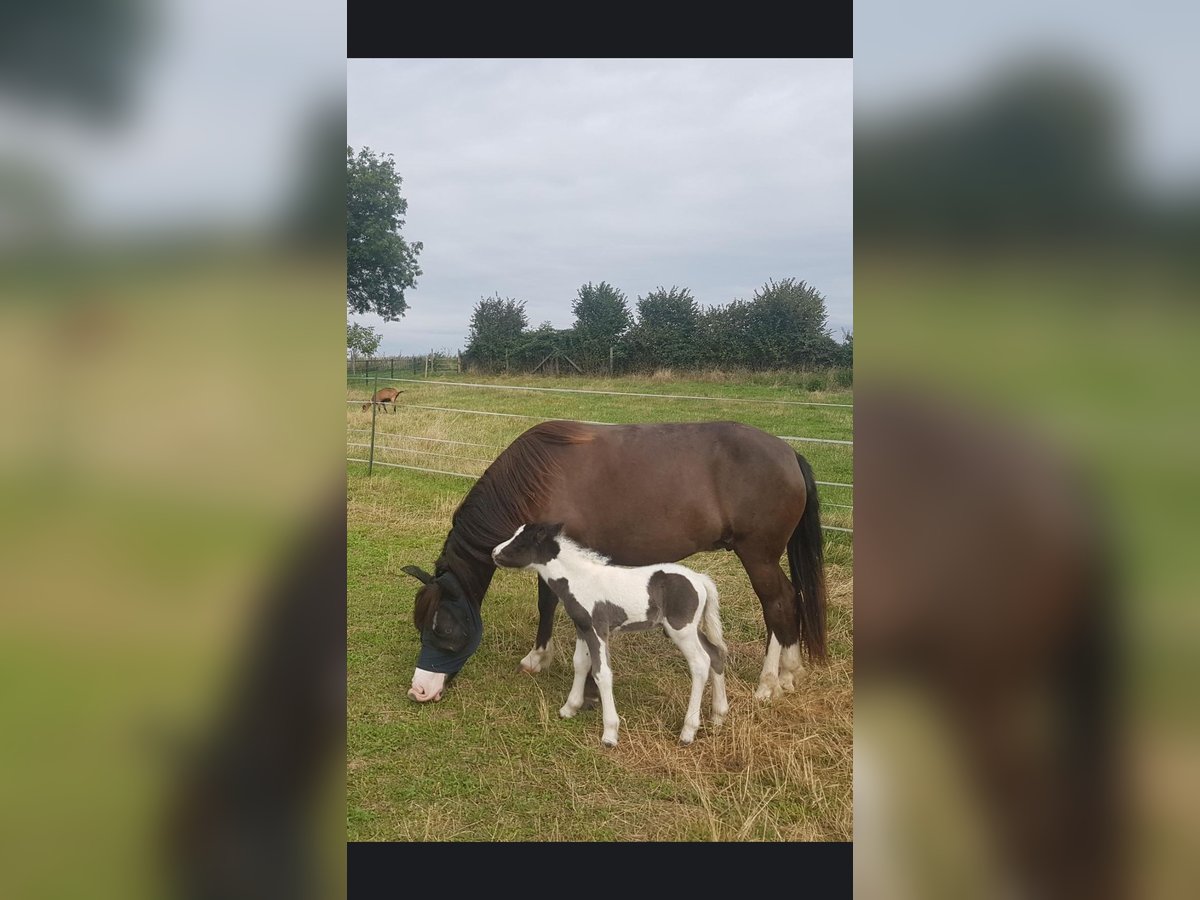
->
[602,737,617,748]
[580,695,599,711]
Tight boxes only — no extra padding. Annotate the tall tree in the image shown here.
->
[464,295,529,372]
[627,286,700,371]
[346,322,381,359]
[699,299,754,369]
[346,321,381,374]
[571,281,632,371]
[346,145,423,321]
[745,278,837,368]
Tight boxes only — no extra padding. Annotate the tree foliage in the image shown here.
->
[346,321,381,358]
[571,281,633,371]
[626,286,701,370]
[464,295,529,371]
[346,145,423,321]
[455,276,848,377]
[742,277,838,368]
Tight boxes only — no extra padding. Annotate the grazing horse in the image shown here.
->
[362,387,403,412]
[400,420,826,705]
[492,522,730,746]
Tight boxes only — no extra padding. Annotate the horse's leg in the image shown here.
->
[710,665,729,728]
[671,627,711,745]
[523,577,599,708]
[590,636,620,747]
[519,576,559,673]
[758,633,783,702]
[558,636,590,719]
[736,549,802,701]
[704,634,729,729]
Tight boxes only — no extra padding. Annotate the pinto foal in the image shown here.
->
[492,523,729,746]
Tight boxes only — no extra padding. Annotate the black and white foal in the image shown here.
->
[492,523,730,747]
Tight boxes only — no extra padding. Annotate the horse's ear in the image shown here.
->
[401,565,434,585]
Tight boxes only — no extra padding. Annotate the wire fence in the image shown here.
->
[347,378,853,534]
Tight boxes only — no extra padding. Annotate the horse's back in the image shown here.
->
[533,421,805,564]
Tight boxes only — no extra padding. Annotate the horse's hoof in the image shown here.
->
[602,736,618,747]
[753,683,777,702]
[679,735,694,746]
[518,653,547,674]
[580,696,599,711]
[559,706,577,719]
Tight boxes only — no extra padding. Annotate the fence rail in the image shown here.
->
[349,376,853,409]
[348,374,854,412]
[348,380,853,534]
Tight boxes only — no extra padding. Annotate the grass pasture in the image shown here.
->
[346,372,853,841]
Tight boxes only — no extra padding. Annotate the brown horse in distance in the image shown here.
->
[362,387,403,413]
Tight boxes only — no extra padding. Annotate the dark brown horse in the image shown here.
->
[401,420,827,703]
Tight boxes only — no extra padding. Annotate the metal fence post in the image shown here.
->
[368,372,377,474]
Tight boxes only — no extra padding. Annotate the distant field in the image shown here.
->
[346,372,853,841]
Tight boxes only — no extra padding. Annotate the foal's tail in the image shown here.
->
[789,452,828,663]
[697,574,727,657]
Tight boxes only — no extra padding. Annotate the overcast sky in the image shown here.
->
[855,0,1200,195]
[347,59,853,357]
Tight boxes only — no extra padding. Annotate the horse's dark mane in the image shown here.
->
[442,421,593,568]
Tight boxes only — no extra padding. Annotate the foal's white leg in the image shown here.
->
[559,638,590,719]
[594,641,620,747]
[778,641,804,692]
[676,630,711,745]
[710,669,729,729]
[755,632,784,701]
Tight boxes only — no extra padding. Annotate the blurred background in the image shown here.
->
[0,1,346,897]
[854,1,1198,898]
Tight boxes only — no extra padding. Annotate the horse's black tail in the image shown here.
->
[1051,500,1123,897]
[789,452,828,663]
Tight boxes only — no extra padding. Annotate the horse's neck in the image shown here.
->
[441,531,495,601]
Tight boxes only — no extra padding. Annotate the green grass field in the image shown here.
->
[346,372,854,841]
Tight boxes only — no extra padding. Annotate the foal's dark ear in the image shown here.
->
[547,522,565,537]
[401,565,434,585]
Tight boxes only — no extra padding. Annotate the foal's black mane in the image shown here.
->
[434,421,594,601]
